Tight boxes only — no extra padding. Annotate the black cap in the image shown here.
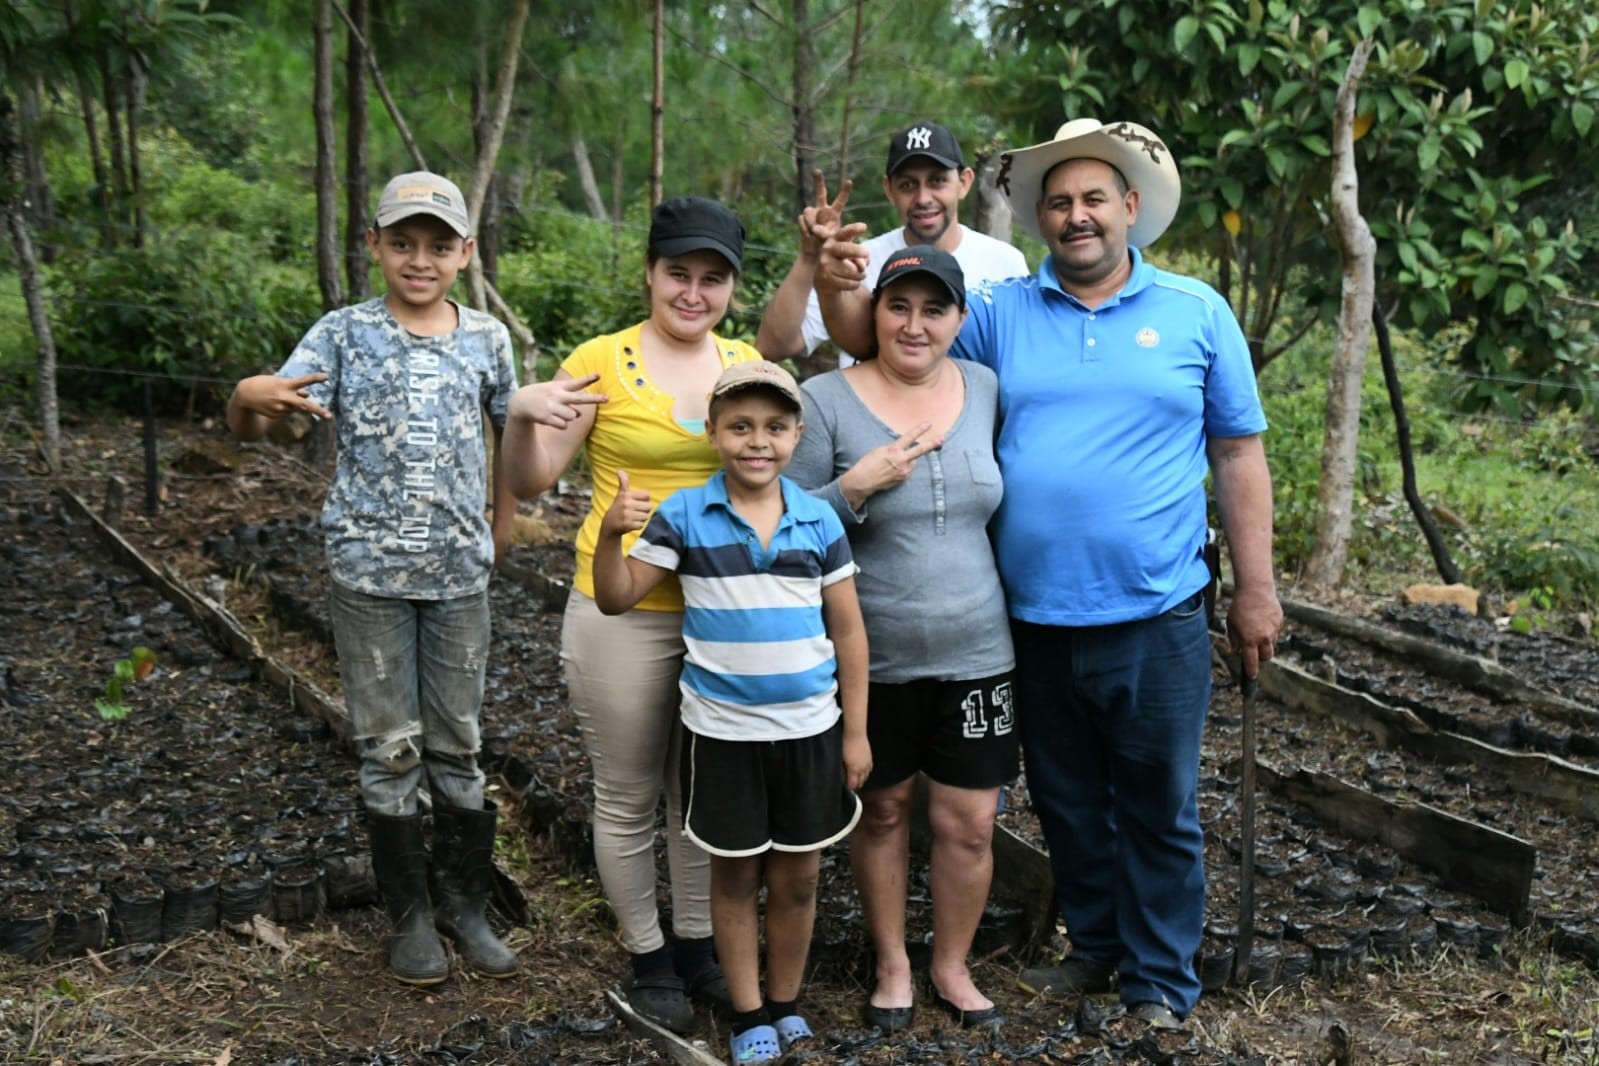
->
[885,121,964,175]
[873,245,966,308]
[648,196,745,272]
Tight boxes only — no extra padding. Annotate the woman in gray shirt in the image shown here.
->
[788,247,1015,1031]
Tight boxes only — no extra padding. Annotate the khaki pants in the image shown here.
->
[561,590,711,954]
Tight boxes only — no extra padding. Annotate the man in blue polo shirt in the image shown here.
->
[814,118,1282,1027]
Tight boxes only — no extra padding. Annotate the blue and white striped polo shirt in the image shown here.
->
[631,470,859,742]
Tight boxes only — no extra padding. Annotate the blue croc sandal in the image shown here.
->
[773,1013,813,1051]
[729,1023,782,1064]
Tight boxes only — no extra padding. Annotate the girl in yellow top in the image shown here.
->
[502,197,759,1034]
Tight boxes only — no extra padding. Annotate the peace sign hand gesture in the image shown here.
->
[838,422,945,511]
[232,373,334,421]
[508,373,610,431]
[799,169,854,259]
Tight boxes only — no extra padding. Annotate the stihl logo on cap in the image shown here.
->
[886,255,924,271]
[904,126,933,150]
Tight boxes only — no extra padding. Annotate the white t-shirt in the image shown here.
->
[800,223,1029,363]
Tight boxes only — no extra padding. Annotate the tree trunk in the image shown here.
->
[789,0,816,215]
[63,0,111,247]
[343,0,370,302]
[18,80,56,259]
[0,93,60,473]
[463,0,530,312]
[313,0,344,311]
[332,0,425,170]
[611,117,626,225]
[649,0,664,209]
[572,134,609,221]
[835,0,866,179]
[972,150,1014,245]
[99,50,127,242]
[123,51,147,249]
[469,47,492,308]
[1375,303,1462,585]
[1302,40,1375,591]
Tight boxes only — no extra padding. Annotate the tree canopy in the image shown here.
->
[2,0,1596,415]
[992,0,1597,412]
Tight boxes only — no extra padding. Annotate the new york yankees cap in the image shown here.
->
[374,171,471,238]
[886,120,964,175]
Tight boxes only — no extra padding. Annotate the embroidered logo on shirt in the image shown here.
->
[1136,327,1161,348]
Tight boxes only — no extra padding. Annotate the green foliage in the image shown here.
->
[42,137,319,412]
[991,0,1598,410]
[494,191,796,375]
[1513,408,1594,476]
[96,645,157,722]
[1263,324,1599,609]
[50,231,317,412]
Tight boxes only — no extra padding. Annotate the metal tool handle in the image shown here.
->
[1233,672,1260,985]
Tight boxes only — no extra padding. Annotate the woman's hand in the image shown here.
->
[508,373,608,430]
[838,423,946,510]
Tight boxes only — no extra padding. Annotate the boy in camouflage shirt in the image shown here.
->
[227,172,519,985]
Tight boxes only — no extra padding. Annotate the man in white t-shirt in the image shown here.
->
[757,121,1029,367]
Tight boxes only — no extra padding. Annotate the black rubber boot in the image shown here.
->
[432,801,519,978]
[366,810,449,986]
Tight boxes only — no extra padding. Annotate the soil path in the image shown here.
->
[2,418,1597,1065]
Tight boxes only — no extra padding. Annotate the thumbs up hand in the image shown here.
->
[601,470,655,537]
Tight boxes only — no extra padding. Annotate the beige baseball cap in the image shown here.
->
[710,361,803,412]
[374,171,471,238]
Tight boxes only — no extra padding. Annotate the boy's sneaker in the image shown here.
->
[1017,956,1115,996]
[1127,1000,1183,1029]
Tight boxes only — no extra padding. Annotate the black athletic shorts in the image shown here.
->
[861,672,1019,792]
[680,718,862,857]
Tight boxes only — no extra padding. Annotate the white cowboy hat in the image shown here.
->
[998,118,1181,248]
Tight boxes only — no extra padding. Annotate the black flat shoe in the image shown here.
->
[928,982,1003,1030]
[863,985,915,1033]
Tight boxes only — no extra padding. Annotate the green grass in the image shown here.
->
[0,271,34,372]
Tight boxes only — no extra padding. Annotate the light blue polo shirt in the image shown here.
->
[953,249,1267,626]
[631,471,858,741]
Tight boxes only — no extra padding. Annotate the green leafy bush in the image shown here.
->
[50,233,318,413]
[39,137,320,413]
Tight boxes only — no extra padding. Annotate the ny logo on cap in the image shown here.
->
[904,126,933,150]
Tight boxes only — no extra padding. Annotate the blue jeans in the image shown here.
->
[1012,591,1211,1015]
[329,581,490,816]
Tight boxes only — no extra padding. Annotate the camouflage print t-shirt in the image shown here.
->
[278,298,519,599]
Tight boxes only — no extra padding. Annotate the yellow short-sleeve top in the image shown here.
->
[563,322,761,612]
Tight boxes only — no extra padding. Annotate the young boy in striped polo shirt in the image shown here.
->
[592,361,870,1065]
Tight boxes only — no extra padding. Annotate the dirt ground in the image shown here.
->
[3,412,1598,1066]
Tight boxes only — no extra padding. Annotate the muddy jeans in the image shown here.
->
[561,590,712,954]
[329,580,489,816]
